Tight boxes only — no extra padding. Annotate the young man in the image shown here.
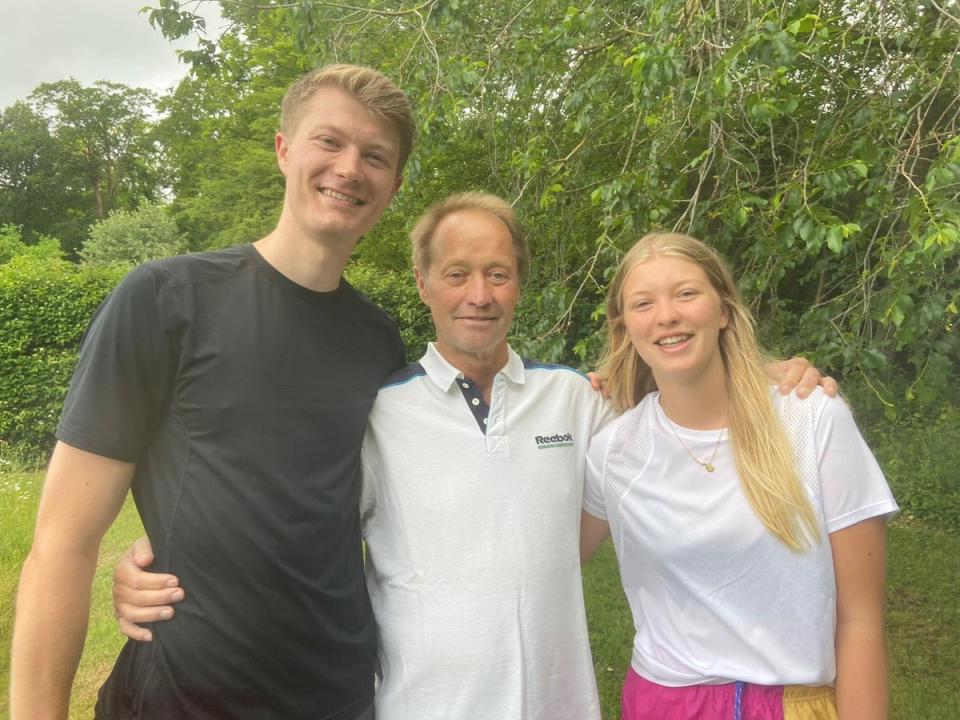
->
[10,65,413,720]
[111,193,836,719]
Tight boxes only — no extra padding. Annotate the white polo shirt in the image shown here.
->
[361,343,615,720]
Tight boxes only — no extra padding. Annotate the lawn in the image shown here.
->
[2,470,958,719]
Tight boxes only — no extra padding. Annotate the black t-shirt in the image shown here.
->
[57,245,405,719]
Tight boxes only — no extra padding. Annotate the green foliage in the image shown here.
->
[0,224,64,265]
[150,15,293,250]
[0,81,167,257]
[864,405,960,531]
[0,224,23,264]
[0,102,86,247]
[0,255,122,454]
[81,203,187,267]
[146,1,959,414]
[344,260,433,361]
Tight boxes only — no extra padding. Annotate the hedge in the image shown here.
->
[0,255,124,456]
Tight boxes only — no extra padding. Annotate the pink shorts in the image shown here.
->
[621,667,837,720]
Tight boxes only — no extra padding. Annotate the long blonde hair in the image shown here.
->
[597,232,819,551]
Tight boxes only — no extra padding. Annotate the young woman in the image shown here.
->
[581,232,897,720]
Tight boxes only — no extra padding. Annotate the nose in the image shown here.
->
[334,147,362,183]
[465,274,493,306]
[655,299,680,325]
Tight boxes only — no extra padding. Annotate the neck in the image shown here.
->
[255,219,358,292]
[654,361,730,430]
[435,343,508,404]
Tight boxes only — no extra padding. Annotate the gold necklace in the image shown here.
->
[665,418,725,472]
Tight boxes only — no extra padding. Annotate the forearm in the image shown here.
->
[835,616,889,719]
[10,549,99,719]
[580,511,610,565]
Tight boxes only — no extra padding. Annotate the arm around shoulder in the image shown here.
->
[10,441,135,720]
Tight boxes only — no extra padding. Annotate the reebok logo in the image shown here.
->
[535,433,574,449]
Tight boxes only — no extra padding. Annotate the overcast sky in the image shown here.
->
[0,0,225,109]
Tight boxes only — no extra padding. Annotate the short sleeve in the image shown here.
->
[815,396,899,534]
[57,264,178,462]
[584,420,616,520]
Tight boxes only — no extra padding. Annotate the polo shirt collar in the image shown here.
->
[420,342,526,393]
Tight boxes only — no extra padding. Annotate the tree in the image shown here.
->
[25,80,166,255]
[144,0,959,408]
[154,57,286,250]
[0,103,87,247]
[80,203,187,267]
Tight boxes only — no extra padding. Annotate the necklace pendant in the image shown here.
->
[704,463,715,472]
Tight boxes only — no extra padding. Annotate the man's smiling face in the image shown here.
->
[415,208,521,373]
[275,84,402,246]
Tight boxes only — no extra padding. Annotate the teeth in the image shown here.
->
[657,335,690,346]
[320,188,363,205]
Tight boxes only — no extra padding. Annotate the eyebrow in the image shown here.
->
[626,278,706,294]
[311,125,398,152]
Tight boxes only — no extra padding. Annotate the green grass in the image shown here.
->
[2,471,958,719]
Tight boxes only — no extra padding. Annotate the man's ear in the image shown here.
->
[414,266,429,304]
[275,133,289,174]
[390,174,403,198]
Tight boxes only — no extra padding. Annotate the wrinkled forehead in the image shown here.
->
[432,209,517,259]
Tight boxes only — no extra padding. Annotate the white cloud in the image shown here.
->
[0,0,224,108]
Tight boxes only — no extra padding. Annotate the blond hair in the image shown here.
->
[598,232,819,551]
[409,192,529,279]
[280,64,415,171]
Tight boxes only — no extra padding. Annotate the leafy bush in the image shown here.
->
[81,203,186,267]
[0,224,65,265]
[344,261,433,361]
[847,383,960,530]
[865,406,960,531]
[0,225,21,265]
[0,254,122,455]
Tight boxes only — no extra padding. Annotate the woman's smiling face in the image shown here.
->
[621,254,729,387]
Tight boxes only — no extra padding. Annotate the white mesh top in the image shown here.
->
[584,387,898,687]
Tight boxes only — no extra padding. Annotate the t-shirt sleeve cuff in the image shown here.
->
[825,500,900,534]
[582,497,608,520]
[56,425,140,463]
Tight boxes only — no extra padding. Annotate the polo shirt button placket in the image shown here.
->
[485,375,508,454]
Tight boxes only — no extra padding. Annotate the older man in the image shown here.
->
[361,192,612,718]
